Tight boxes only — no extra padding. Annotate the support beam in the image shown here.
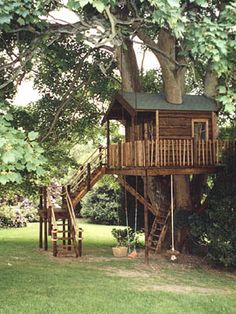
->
[107,120,110,168]
[143,170,149,265]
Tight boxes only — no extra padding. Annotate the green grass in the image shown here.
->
[0,222,236,314]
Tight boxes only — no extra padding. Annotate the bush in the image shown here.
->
[111,227,142,249]
[190,150,236,267]
[81,176,124,225]
[0,199,39,228]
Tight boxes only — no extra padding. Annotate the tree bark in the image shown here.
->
[115,38,141,92]
[137,29,185,104]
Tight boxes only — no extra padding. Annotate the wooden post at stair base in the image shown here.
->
[78,228,83,257]
[43,186,48,251]
[107,119,110,168]
[52,227,58,257]
[143,170,149,265]
[62,219,66,246]
[39,187,43,249]
[68,219,71,251]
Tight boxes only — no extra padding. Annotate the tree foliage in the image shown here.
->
[190,150,236,267]
[81,176,124,225]
[0,102,45,185]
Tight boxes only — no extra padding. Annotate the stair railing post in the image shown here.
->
[51,223,58,257]
[99,145,103,167]
[87,163,91,191]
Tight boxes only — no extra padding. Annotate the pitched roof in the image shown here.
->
[121,92,218,111]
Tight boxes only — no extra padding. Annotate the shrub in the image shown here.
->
[81,176,124,225]
[190,150,236,267]
[111,227,142,249]
[0,199,39,228]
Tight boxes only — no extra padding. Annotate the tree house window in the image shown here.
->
[192,119,209,140]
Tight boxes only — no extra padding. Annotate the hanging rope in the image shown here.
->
[124,175,131,253]
[169,174,179,261]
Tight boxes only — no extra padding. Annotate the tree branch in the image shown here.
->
[134,32,187,68]
[40,49,93,142]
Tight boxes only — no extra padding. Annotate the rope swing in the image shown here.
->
[168,174,179,261]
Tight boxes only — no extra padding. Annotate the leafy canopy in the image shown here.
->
[0,103,46,185]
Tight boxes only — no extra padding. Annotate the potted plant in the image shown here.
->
[111,227,140,257]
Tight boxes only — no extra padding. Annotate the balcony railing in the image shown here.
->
[108,139,234,168]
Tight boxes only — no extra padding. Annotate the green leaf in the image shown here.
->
[17,17,25,26]
[2,151,16,164]
[218,86,226,94]
[28,131,39,141]
[167,0,179,7]
[92,0,106,13]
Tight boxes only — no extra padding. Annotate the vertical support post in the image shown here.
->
[143,170,149,265]
[78,228,83,257]
[52,228,58,257]
[43,186,48,251]
[87,163,91,191]
[131,117,135,167]
[107,119,110,168]
[170,175,175,252]
[118,142,122,168]
[155,110,159,141]
[39,187,43,249]
[62,219,66,246]
[48,214,52,236]
[68,219,71,251]
[193,139,198,167]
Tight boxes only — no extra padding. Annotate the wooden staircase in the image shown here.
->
[45,186,82,257]
[68,146,106,207]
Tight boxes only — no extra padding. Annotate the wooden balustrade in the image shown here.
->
[108,139,234,168]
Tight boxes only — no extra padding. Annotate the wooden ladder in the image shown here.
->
[148,210,170,253]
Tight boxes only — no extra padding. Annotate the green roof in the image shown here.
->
[120,92,218,112]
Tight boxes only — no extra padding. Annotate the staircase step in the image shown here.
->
[57,245,73,249]
[57,230,70,233]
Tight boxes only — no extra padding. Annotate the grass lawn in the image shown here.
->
[0,222,236,314]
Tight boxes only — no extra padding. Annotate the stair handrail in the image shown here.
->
[67,146,106,193]
[64,186,80,252]
[67,146,105,185]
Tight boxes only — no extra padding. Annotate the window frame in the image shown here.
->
[191,119,209,140]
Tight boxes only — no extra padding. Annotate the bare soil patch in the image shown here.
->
[139,284,236,295]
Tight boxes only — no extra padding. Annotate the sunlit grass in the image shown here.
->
[0,223,236,314]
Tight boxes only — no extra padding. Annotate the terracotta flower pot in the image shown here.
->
[112,246,128,257]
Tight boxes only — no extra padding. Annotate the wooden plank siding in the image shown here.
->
[108,139,234,169]
[158,111,213,139]
[125,111,214,141]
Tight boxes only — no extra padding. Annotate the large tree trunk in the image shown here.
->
[115,38,141,92]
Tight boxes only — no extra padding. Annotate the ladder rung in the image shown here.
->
[57,237,73,240]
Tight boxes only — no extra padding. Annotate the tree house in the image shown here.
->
[39,92,234,260]
[102,92,231,176]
